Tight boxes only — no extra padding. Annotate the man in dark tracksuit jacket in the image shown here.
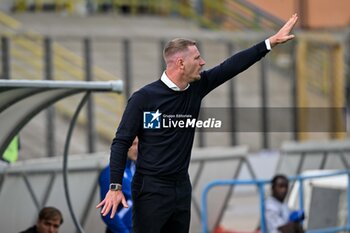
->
[97,14,298,233]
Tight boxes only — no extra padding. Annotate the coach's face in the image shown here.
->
[183,45,206,83]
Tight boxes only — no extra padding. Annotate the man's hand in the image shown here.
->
[269,13,298,48]
[96,190,128,218]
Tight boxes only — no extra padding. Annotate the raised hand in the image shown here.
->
[269,13,298,47]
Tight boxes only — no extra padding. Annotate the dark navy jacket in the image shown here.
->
[110,41,269,184]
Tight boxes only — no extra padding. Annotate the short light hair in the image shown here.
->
[163,38,196,62]
[38,206,64,225]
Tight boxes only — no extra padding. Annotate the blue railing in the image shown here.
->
[201,170,350,233]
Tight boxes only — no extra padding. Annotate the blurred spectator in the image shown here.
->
[19,206,63,233]
[265,174,304,233]
[99,137,138,233]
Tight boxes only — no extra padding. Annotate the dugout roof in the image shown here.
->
[0,79,122,156]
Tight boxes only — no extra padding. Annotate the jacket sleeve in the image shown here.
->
[110,91,145,184]
[198,40,269,98]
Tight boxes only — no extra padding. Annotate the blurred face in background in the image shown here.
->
[36,217,61,233]
[272,177,289,203]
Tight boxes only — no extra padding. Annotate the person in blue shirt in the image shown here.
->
[99,137,138,233]
[97,14,298,233]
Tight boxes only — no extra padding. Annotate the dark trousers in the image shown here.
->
[131,173,192,233]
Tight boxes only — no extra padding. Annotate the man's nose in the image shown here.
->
[48,226,55,233]
[200,58,206,66]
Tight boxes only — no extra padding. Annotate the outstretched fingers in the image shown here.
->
[284,13,298,33]
[96,199,105,209]
[269,13,298,47]
[96,190,128,219]
[101,200,112,216]
[110,203,117,218]
[121,196,129,208]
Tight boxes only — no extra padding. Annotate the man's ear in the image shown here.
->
[176,57,184,70]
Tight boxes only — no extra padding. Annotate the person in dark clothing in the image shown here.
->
[19,206,63,233]
[97,14,298,233]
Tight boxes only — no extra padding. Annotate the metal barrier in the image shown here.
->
[0,144,253,232]
[0,153,109,233]
[277,140,350,176]
[0,79,123,233]
[189,146,256,232]
[0,12,125,155]
[201,170,350,233]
